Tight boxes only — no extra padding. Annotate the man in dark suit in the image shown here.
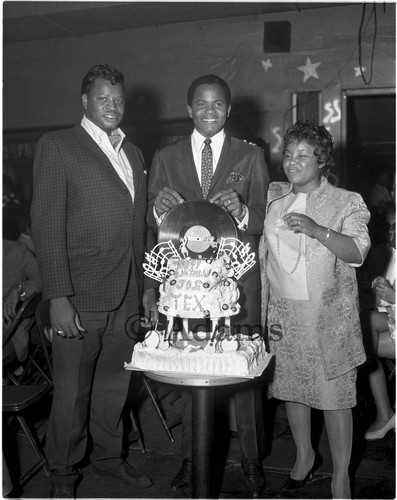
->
[31,64,157,498]
[148,74,269,498]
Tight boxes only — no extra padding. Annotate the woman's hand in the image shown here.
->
[283,211,362,264]
[373,277,395,305]
[283,212,323,239]
[3,286,21,323]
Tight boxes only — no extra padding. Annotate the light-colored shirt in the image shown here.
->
[265,191,309,300]
[191,128,225,179]
[154,129,249,230]
[191,129,249,230]
[81,115,135,201]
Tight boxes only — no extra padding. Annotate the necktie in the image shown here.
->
[109,133,122,150]
[201,138,213,199]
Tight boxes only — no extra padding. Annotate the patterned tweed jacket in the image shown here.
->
[260,177,371,379]
[31,124,149,311]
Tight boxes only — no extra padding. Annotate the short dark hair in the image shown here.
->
[283,120,334,174]
[81,64,125,95]
[187,75,231,106]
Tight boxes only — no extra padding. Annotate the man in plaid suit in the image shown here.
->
[31,64,157,498]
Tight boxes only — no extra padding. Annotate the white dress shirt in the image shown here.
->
[191,128,225,178]
[81,115,135,201]
[154,128,249,230]
[191,129,249,230]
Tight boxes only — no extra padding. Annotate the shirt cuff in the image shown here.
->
[234,204,249,231]
[153,206,166,227]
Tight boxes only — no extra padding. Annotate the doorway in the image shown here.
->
[342,88,395,243]
[342,89,395,204]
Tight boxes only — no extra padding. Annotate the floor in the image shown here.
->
[3,369,395,499]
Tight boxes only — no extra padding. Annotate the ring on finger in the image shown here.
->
[56,330,63,334]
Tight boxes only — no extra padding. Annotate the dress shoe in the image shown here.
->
[281,454,322,493]
[170,459,192,490]
[50,472,80,499]
[365,414,395,440]
[242,461,266,498]
[91,459,152,488]
[49,484,75,499]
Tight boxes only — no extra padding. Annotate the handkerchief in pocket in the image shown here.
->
[226,170,246,184]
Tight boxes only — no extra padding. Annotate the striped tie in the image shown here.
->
[201,138,213,199]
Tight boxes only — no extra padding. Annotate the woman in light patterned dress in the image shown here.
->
[260,121,371,499]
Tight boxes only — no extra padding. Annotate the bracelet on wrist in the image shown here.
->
[320,227,331,244]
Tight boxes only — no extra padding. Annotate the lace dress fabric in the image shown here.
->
[267,293,357,410]
[262,179,371,410]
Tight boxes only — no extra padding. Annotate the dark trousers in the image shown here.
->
[45,292,138,476]
[178,283,265,463]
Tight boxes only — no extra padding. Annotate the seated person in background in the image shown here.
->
[368,169,394,246]
[2,174,21,209]
[3,205,42,362]
[369,169,394,217]
[16,204,35,254]
[359,205,395,440]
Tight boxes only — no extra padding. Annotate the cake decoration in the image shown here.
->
[125,200,272,378]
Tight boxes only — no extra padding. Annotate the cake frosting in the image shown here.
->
[127,330,270,377]
[126,237,272,378]
[158,256,240,319]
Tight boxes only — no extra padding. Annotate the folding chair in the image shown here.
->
[3,292,51,386]
[3,292,42,365]
[127,370,182,453]
[34,299,54,382]
[3,292,52,488]
[3,379,52,486]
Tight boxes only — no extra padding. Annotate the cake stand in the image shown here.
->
[144,371,249,499]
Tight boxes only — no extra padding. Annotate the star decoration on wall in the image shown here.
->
[261,59,272,71]
[297,57,321,83]
[354,66,366,77]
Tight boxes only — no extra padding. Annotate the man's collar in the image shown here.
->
[81,115,125,142]
[192,128,225,146]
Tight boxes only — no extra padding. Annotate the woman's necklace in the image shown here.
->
[275,194,303,275]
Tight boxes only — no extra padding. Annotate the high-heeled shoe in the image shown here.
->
[365,414,395,440]
[281,454,322,492]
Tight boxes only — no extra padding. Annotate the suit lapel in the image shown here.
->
[209,134,231,192]
[74,125,114,167]
[73,125,139,193]
[122,143,141,194]
[183,135,203,197]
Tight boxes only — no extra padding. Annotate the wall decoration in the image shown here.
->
[323,99,341,124]
[297,57,321,83]
[271,126,283,153]
[261,59,273,71]
[354,66,367,77]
